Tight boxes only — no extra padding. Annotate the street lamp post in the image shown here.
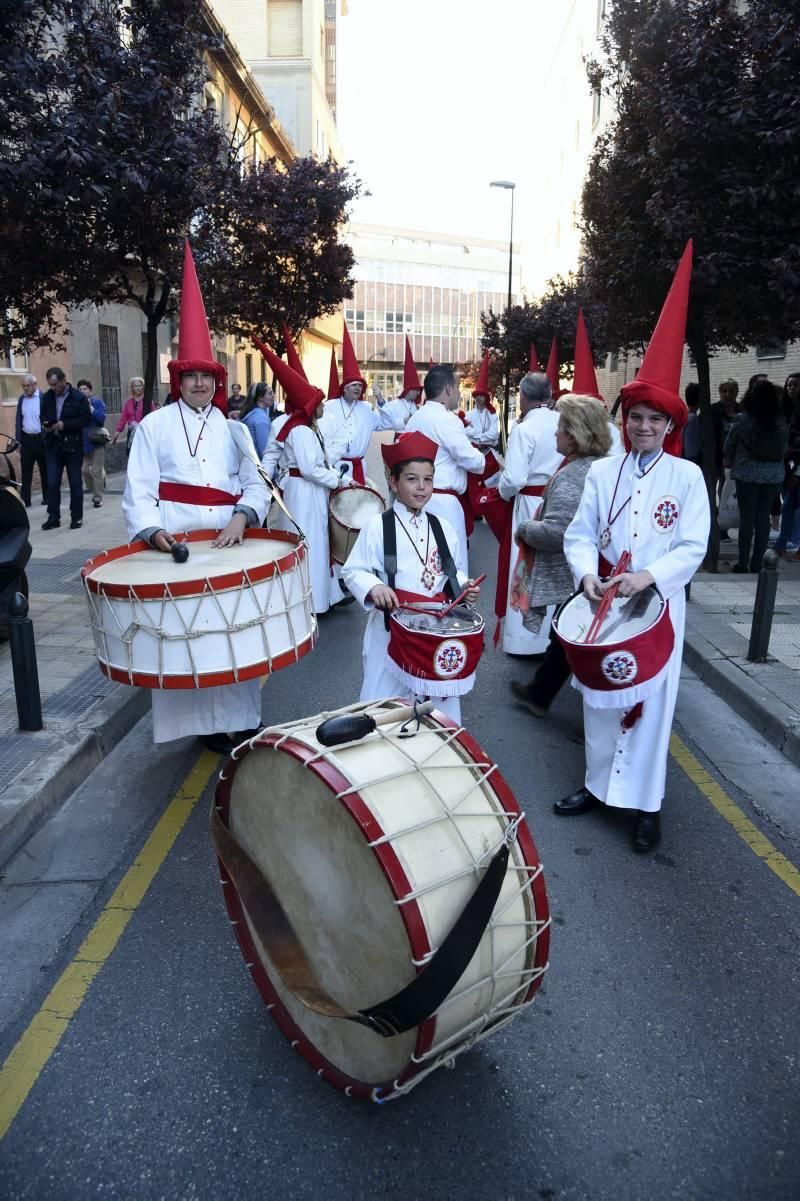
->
[490,179,516,450]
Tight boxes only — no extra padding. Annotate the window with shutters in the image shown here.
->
[99,324,122,409]
[268,0,303,57]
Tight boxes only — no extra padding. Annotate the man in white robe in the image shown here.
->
[465,394,499,451]
[556,240,708,852]
[405,366,485,577]
[122,244,268,752]
[497,373,561,654]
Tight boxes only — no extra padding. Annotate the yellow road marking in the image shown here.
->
[0,751,219,1141]
[670,733,800,899]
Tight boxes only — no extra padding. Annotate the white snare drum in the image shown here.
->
[82,529,315,689]
[214,699,550,1101]
[553,584,674,700]
[388,604,485,698]
[328,483,385,565]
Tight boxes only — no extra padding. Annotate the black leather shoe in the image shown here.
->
[553,787,600,816]
[510,680,548,719]
[70,518,83,529]
[42,518,60,530]
[232,725,264,745]
[633,811,661,852]
[198,733,236,754]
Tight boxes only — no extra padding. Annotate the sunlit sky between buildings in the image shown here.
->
[337,0,569,284]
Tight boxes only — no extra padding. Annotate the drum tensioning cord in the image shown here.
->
[210,798,512,1039]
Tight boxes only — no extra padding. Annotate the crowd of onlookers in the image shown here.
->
[682,372,800,569]
[13,372,280,533]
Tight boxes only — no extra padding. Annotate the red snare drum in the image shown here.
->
[388,603,484,698]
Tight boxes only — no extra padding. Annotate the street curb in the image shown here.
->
[683,627,800,769]
[0,684,149,870]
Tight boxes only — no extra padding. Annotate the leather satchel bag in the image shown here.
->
[88,424,111,445]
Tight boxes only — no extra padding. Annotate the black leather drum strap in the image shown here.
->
[211,803,510,1038]
[382,509,397,632]
[426,513,459,601]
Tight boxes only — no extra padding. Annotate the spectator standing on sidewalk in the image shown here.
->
[14,373,47,507]
[226,382,242,414]
[78,379,107,508]
[683,383,702,466]
[238,383,272,457]
[775,372,800,560]
[711,379,740,540]
[110,377,145,455]
[725,378,788,573]
[40,367,91,530]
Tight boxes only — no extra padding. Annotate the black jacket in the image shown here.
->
[40,385,92,451]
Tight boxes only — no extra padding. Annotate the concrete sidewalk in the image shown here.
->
[0,475,147,865]
[684,535,800,767]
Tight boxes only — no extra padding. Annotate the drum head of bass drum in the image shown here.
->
[329,485,384,527]
[556,585,664,646]
[226,744,418,1086]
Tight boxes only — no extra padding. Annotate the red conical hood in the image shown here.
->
[401,337,421,397]
[621,240,693,456]
[327,345,340,400]
[282,323,308,381]
[545,338,561,399]
[571,310,604,403]
[341,321,367,394]
[252,338,323,421]
[168,240,226,413]
[473,351,490,399]
[529,343,541,373]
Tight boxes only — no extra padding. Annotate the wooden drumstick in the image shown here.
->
[315,701,435,747]
[440,573,486,618]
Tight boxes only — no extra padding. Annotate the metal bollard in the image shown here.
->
[747,550,779,663]
[8,591,43,731]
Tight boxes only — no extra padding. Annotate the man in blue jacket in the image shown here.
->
[40,367,91,530]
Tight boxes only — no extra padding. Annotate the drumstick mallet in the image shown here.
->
[584,551,631,644]
[170,541,190,564]
[316,701,435,747]
[440,573,486,618]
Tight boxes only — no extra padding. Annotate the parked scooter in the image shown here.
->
[0,434,31,638]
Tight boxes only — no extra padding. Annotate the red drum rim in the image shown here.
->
[97,627,317,689]
[214,710,549,1099]
[328,484,385,534]
[81,528,308,601]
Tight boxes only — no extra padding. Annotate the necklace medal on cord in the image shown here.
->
[396,511,435,590]
[600,450,664,551]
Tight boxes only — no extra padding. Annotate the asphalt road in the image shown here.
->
[1,522,799,1201]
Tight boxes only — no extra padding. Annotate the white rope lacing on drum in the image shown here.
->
[83,544,316,687]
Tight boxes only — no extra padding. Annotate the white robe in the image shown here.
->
[608,420,624,456]
[122,400,270,743]
[317,396,399,482]
[465,407,499,448]
[404,401,485,576]
[563,451,709,812]
[382,396,420,431]
[498,407,562,654]
[271,423,340,615]
[342,501,468,723]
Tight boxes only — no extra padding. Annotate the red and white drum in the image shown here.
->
[553,583,674,698]
[81,528,315,689]
[328,483,385,565]
[214,700,549,1101]
[388,603,484,698]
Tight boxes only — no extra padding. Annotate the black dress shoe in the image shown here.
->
[510,680,548,718]
[553,787,600,816]
[198,732,236,754]
[633,811,661,852]
[42,518,60,530]
[232,725,264,744]
[70,518,83,529]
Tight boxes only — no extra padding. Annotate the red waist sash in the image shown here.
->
[287,468,303,478]
[343,457,366,485]
[494,485,547,640]
[158,482,242,507]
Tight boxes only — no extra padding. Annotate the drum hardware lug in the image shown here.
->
[398,701,426,739]
[357,1011,401,1039]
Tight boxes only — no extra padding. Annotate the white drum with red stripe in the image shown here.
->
[213,699,550,1101]
[81,528,315,688]
[328,482,385,566]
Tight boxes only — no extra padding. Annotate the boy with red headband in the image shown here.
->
[343,433,482,723]
[558,242,710,852]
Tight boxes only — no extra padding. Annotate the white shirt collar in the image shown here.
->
[178,397,213,418]
[393,498,426,526]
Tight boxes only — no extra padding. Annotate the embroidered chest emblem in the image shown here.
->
[652,496,680,533]
[601,650,638,685]
[434,639,467,678]
[421,547,441,590]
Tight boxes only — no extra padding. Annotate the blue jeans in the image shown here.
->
[46,445,84,522]
[774,481,800,551]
